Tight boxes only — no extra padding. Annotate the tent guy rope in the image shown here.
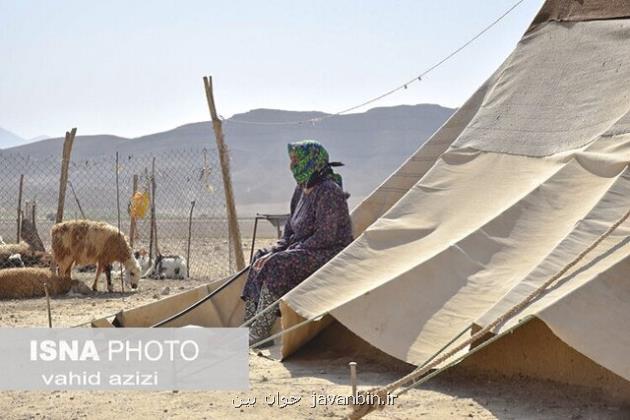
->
[345,198,630,419]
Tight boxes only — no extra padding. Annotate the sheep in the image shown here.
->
[134,249,153,274]
[0,241,30,259]
[0,242,30,269]
[51,220,141,292]
[20,251,52,268]
[111,249,151,279]
[7,254,24,268]
[0,268,71,299]
[0,242,51,269]
[142,254,187,280]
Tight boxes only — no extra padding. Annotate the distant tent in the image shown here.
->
[95,0,630,399]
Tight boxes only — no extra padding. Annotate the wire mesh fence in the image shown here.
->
[0,147,237,279]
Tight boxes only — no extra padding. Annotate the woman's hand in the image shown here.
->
[253,253,271,271]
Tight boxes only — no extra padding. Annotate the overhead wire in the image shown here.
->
[223,0,528,127]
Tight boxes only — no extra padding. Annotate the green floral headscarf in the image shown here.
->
[288,140,343,188]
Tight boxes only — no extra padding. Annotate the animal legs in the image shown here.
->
[92,264,103,291]
[57,259,73,279]
[105,264,113,293]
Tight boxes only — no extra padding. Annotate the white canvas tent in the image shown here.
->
[94,0,630,400]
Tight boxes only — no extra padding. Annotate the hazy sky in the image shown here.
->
[0,0,545,139]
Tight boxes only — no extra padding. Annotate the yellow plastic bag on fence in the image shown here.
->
[130,192,150,219]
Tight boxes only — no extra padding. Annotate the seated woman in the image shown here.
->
[242,140,353,345]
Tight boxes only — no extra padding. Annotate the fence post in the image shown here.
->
[186,200,196,278]
[129,174,138,248]
[116,152,122,233]
[202,75,245,270]
[115,152,125,291]
[16,174,24,243]
[22,200,45,252]
[55,128,77,224]
[148,158,160,260]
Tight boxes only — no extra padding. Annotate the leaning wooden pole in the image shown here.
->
[51,128,76,273]
[203,75,245,270]
[55,128,77,224]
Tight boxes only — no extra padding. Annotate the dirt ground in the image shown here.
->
[0,274,628,420]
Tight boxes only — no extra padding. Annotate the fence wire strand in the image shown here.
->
[0,147,237,278]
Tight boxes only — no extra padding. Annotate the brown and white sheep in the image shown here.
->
[0,241,30,259]
[0,242,30,269]
[0,268,71,299]
[51,220,141,292]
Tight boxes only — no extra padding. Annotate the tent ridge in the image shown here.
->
[528,0,630,33]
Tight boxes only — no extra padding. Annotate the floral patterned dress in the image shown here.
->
[242,179,353,302]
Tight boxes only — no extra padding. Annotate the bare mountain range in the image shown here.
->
[0,128,49,149]
[0,127,26,149]
[1,104,454,212]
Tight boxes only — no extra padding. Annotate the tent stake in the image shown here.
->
[349,362,358,400]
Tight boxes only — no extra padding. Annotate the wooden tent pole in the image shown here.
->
[203,75,245,270]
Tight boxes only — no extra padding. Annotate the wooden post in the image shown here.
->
[129,174,138,248]
[148,158,160,260]
[16,174,24,243]
[21,200,45,252]
[152,164,159,256]
[44,283,52,328]
[51,128,76,273]
[349,362,358,400]
[55,128,77,224]
[186,200,196,278]
[115,152,124,290]
[203,75,245,270]
[116,152,121,234]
